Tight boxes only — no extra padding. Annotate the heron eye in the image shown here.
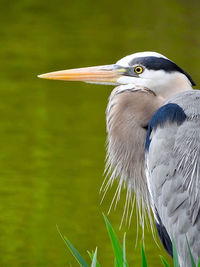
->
[134,66,144,74]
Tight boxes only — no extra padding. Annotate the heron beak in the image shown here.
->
[38,64,126,85]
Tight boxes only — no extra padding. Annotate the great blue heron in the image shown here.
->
[38,51,200,266]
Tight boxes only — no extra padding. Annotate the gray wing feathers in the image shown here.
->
[146,90,200,266]
[174,120,200,223]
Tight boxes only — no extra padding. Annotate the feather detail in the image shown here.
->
[101,85,163,236]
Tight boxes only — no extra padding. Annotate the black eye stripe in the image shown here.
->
[130,56,195,86]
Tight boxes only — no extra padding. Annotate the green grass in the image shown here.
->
[58,216,200,267]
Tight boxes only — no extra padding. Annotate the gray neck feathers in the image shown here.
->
[103,86,163,229]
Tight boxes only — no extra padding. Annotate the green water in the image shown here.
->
[0,0,200,266]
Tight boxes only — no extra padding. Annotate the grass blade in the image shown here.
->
[160,255,170,267]
[172,239,179,267]
[123,233,129,267]
[198,258,200,267]
[57,225,89,267]
[91,247,98,267]
[66,239,89,267]
[88,249,101,267]
[141,243,147,267]
[103,214,128,267]
[185,236,196,267]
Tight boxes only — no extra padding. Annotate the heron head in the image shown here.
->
[115,52,195,97]
[38,51,195,99]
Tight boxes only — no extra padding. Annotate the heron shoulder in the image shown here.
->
[145,103,187,151]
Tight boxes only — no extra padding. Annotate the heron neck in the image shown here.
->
[105,86,164,224]
[157,72,193,99]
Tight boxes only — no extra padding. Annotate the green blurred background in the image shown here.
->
[0,0,200,266]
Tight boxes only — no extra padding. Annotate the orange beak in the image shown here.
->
[38,64,126,85]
